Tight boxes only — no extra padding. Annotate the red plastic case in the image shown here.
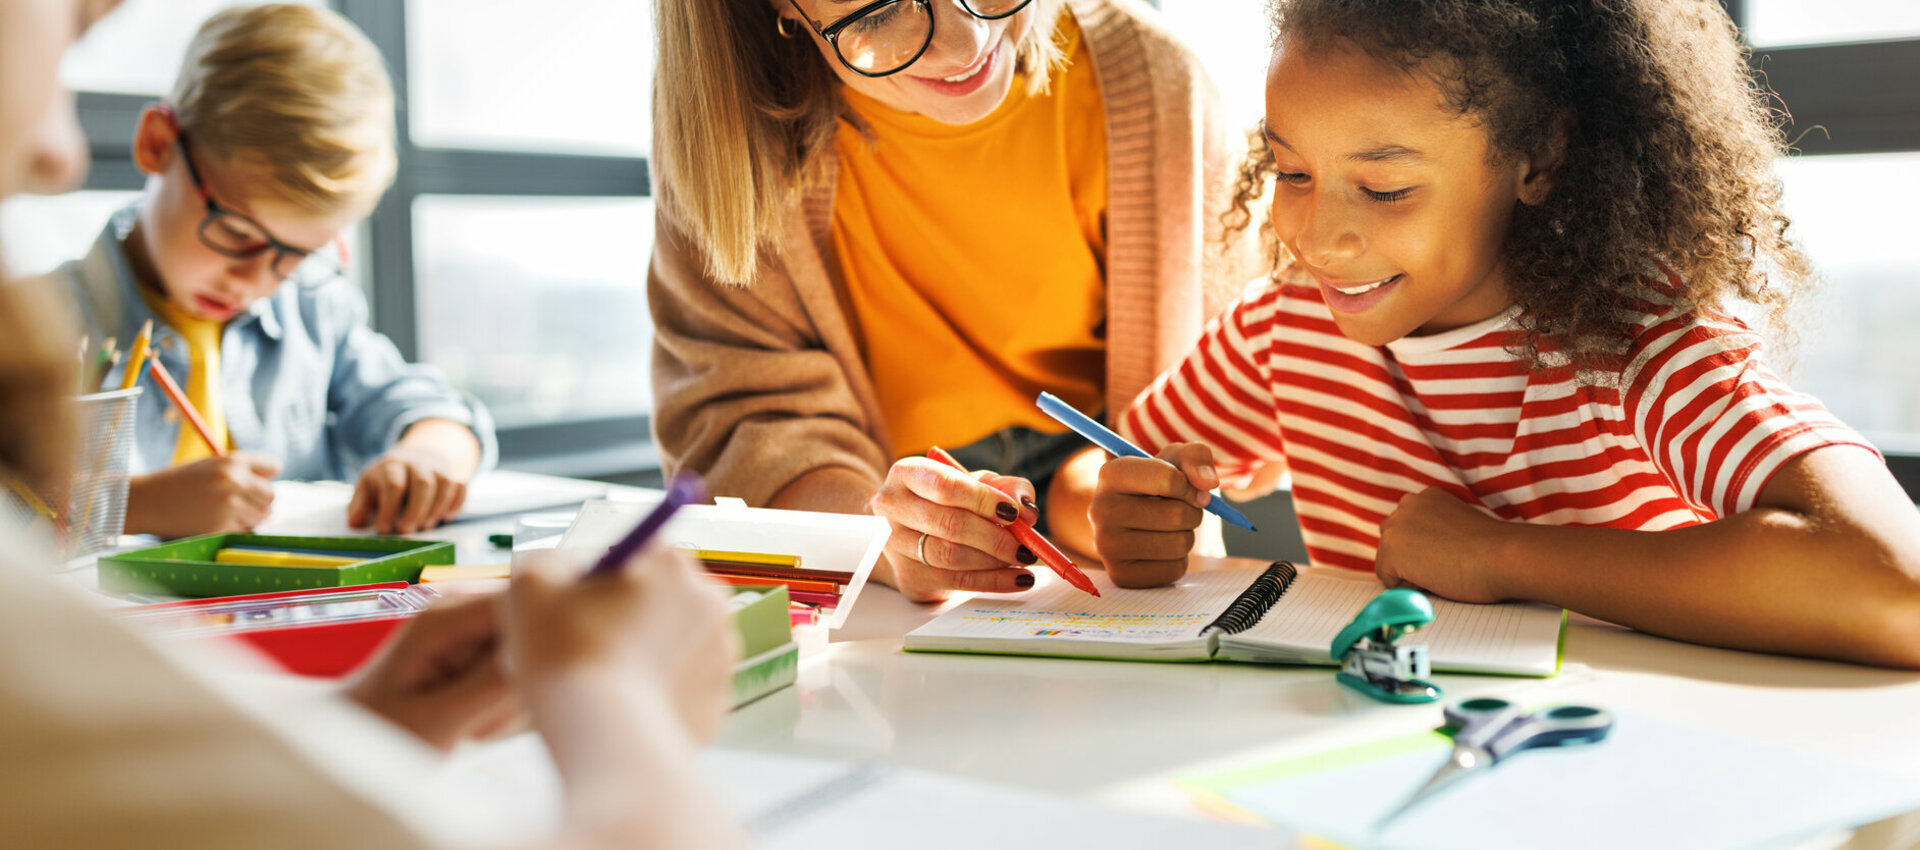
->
[114,582,439,677]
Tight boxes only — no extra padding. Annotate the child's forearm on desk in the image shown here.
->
[1485,451,1920,669]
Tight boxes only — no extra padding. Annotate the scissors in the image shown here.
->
[1375,697,1615,830]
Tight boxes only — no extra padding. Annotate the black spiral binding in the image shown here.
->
[1200,561,1298,636]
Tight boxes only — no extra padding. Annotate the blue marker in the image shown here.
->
[1036,392,1257,531]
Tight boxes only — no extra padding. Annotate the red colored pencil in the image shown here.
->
[142,353,226,458]
[925,447,1100,597]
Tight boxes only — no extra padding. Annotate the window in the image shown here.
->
[2,1,661,479]
[407,0,653,157]
[1745,1,1920,48]
[1775,153,1920,453]
[60,0,325,95]
[413,195,656,430]
[0,191,140,278]
[346,0,657,477]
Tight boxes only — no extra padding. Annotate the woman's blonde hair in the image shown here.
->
[169,3,397,216]
[0,269,78,507]
[653,0,1066,284]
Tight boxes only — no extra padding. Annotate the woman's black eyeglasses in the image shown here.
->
[174,131,344,284]
[783,0,1036,78]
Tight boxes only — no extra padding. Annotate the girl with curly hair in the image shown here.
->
[1071,0,1920,667]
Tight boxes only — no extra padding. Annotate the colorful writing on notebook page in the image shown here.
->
[935,568,1254,643]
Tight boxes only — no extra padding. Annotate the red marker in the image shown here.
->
[926,447,1100,597]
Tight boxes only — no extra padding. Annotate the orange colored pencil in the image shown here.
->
[707,572,843,595]
[143,353,225,458]
[925,446,1100,597]
[119,320,154,390]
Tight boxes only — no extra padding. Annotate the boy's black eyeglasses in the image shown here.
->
[174,132,344,284]
[783,0,1035,78]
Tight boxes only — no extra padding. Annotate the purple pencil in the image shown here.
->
[583,473,705,579]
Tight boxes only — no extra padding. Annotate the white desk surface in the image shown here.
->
[736,568,1920,803]
[69,475,1920,849]
[707,558,1920,850]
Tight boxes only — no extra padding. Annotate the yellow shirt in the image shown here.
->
[832,14,1108,459]
[136,284,230,464]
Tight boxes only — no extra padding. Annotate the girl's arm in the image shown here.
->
[1376,444,1920,669]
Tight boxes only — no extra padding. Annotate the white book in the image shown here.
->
[904,561,1564,676]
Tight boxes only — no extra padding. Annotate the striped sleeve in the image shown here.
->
[1119,284,1288,489]
[1621,314,1875,517]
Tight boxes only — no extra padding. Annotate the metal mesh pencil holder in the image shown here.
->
[65,387,141,560]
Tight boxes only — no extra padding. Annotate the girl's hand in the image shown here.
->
[342,594,518,753]
[503,547,738,744]
[1088,442,1215,588]
[868,457,1040,603]
[1374,487,1509,604]
[348,446,469,534]
[124,452,280,538]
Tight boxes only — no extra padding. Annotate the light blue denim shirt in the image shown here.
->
[42,206,497,481]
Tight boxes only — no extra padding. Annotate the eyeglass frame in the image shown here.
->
[781,0,1037,79]
[164,111,346,285]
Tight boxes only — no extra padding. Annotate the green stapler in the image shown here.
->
[1330,588,1442,704]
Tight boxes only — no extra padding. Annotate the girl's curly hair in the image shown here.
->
[1228,0,1809,374]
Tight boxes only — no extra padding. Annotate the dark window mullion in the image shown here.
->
[1753,40,1920,155]
[407,149,650,197]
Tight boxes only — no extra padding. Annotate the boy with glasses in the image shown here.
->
[36,4,493,538]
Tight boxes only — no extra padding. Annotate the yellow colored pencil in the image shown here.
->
[2,470,58,522]
[119,320,154,391]
[213,549,363,568]
[681,548,802,568]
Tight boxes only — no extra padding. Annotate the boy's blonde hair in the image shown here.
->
[169,3,397,215]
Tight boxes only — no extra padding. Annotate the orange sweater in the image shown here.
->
[832,16,1107,457]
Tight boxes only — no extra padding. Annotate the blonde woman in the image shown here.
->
[651,0,1260,601]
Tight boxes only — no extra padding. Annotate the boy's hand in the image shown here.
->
[1089,442,1215,588]
[342,594,519,753]
[348,446,470,534]
[504,548,738,744]
[124,452,280,538]
[1374,487,1508,604]
[868,457,1041,603]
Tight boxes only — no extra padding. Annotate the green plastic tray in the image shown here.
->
[98,533,455,597]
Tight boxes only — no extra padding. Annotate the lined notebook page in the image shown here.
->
[1232,571,1563,675]
[905,564,1271,648]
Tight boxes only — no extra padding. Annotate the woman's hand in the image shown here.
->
[868,457,1041,603]
[1089,442,1215,587]
[341,594,518,753]
[503,547,738,744]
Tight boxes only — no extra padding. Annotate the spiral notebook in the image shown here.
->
[904,561,1565,676]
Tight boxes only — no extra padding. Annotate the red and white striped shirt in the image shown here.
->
[1120,266,1874,572]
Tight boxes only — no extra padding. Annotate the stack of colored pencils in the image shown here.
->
[685,548,848,613]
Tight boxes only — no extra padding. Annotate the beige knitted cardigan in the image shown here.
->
[648,0,1262,506]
